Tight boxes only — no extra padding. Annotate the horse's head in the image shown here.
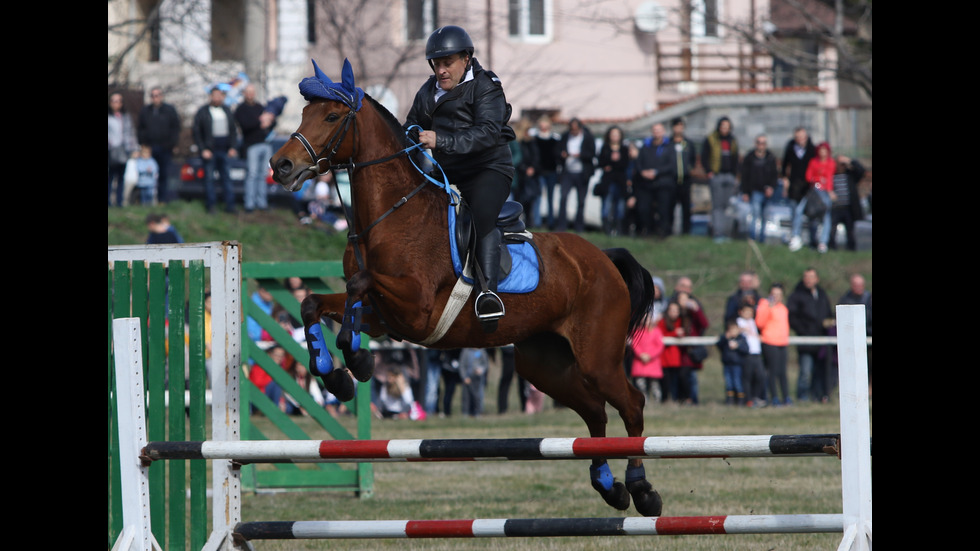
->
[271,59,365,191]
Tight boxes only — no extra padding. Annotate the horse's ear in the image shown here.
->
[312,59,333,84]
[341,58,356,95]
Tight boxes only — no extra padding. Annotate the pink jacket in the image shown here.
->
[631,325,665,378]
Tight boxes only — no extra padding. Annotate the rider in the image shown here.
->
[405,25,516,330]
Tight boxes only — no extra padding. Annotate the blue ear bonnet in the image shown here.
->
[298,58,364,111]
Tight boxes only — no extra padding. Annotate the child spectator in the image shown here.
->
[736,302,766,407]
[145,212,184,245]
[135,144,160,205]
[716,320,749,405]
[630,314,665,405]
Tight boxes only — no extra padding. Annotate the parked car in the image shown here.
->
[173,136,296,206]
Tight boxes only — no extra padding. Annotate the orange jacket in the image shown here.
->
[755,298,790,346]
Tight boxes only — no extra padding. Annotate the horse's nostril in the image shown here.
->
[274,158,293,175]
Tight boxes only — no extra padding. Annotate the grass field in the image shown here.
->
[110,201,870,550]
[239,350,861,551]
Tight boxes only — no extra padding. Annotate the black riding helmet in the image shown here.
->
[426,25,474,68]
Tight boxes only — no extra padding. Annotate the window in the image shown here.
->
[508,0,551,42]
[691,0,720,39]
[406,0,438,41]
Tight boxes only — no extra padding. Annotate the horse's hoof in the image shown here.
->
[323,369,355,402]
[593,479,631,511]
[627,479,663,517]
[346,349,375,382]
[336,329,352,351]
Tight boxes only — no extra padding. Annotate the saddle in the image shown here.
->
[454,200,529,281]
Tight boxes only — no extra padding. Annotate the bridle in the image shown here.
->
[287,104,456,271]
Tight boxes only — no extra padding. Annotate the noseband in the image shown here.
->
[289,108,358,175]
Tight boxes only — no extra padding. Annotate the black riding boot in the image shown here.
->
[474,229,505,332]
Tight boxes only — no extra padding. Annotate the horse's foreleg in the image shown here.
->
[335,272,375,384]
[301,292,356,402]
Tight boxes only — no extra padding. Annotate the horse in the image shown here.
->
[268,60,663,517]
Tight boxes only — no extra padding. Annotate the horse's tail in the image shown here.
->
[604,248,656,340]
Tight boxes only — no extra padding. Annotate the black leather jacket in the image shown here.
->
[405,58,515,180]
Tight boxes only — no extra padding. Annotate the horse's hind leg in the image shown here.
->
[515,336,631,512]
[588,355,663,516]
[564,324,663,517]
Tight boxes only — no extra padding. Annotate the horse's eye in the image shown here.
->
[326,113,340,122]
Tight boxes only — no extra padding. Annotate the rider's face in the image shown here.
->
[431,53,469,92]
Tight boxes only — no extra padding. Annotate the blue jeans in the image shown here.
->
[537,171,559,228]
[723,364,744,395]
[602,183,627,226]
[792,189,832,246]
[796,350,817,401]
[747,191,768,242]
[204,150,234,212]
[245,142,272,211]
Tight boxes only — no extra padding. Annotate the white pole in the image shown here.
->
[112,318,161,551]
[835,305,872,551]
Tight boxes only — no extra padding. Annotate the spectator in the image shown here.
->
[374,367,415,419]
[829,155,867,251]
[282,360,326,416]
[108,92,139,207]
[137,87,181,203]
[716,319,749,406]
[674,289,709,405]
[511,118,540,225]
[739,134,779,242]
[789,142,836,253]
[247,287,275,343]
[630,313,665,406]
[787,268,834,402]
[634,122,677,237]
[555,118,596,232]
[596,125,631,236]
[192,85,239,213]
[670,117,699,235]
[837,273,872,395]
[459,348,490,417]
[524,381,545,414]
[235,84,278,213]
[736,302,765,407]
[145,213,183,245]
[780,127,817,228]
[496,345,526,414]
[723,270,761,324]
[134,144,160,206]
[756,283,791,406]
[306,174,348,232]
[701,116,740,241]
[432,349,462,417]
[528,116,562,228]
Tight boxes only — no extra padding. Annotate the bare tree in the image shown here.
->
[714,0,872,99]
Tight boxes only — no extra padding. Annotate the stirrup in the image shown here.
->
[475,290,505,322]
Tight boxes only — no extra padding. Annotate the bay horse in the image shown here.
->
[269,60,662,517]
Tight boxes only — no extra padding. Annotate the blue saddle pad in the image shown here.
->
[447,205,539,294]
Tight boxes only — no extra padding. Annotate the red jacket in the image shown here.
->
[805,144,837,191]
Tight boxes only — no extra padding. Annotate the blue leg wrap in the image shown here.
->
[339,300,363,351]
[308,323,334,377]
[590,462,615,492]
[625,464,646,484]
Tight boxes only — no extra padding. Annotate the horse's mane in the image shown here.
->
[364,94,411,148]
